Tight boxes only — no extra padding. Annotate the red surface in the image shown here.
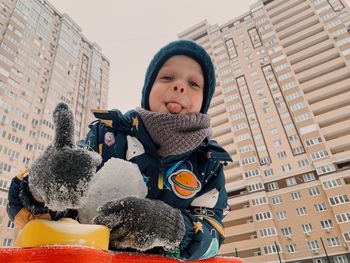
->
[0,246,243,263]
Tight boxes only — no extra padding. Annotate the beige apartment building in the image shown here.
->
[179,0,350,262]
[0,0,109,246]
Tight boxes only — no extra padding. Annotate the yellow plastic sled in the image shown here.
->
[15,218,110,250]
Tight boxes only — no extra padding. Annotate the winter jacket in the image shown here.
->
[86,109,232,260]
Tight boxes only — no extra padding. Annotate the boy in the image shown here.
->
[7,40,232,261]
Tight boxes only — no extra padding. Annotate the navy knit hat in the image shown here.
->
[141,40,216,114]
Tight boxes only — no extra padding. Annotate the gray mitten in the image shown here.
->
[93,197,186,251]
[28,103,102,211]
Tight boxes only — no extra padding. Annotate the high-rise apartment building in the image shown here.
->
[179,0,350,262]
[0,0,109,246]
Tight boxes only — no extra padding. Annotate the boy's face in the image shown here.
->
[148,55,204,114]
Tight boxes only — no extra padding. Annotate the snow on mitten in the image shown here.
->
[93,197,186,251]
[28,103,102,211]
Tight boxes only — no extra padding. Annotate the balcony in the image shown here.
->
[269,0,306,18]
[327,135,350,155]
[270,1,310,26]
[316,105,350,128]
[322,119,350,141]
[289,40,334,65]
[295,55,344,83]
[310,90,350,116]
[275,8,314,32]
[278,16,319,41]
[300,66,350,94]
[285,31,329,56]
[281,23,324,48]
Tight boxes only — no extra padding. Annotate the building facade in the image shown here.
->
[179,0,350,262]
[0,0,109,246]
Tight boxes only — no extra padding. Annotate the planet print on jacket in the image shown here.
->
[166,161,201,199]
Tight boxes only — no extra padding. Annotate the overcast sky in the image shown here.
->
[48,0,350,112]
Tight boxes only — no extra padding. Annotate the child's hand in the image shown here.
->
[93,197,185,251]
[28,103,102,211]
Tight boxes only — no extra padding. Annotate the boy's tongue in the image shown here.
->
[166,102,182,114]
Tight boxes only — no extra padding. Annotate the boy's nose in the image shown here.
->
[173,86,184,93]
[172,81,186,93]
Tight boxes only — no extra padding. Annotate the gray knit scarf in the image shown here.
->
[136,108,212,158]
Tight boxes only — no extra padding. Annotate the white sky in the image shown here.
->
[48,0,350,112]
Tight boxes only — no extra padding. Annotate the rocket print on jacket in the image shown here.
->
[165,161,201,199]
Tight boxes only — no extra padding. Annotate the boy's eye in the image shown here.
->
[190,81,200,88]
[161,76,173,81]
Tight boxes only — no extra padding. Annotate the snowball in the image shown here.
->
[78,158,147,223]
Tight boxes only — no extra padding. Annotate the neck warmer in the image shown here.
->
[137,108,212,158]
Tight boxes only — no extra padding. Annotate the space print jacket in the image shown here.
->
[86,109,232,260]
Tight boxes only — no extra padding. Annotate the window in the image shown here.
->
[257,145,267,152]
[252,196,268,206]
[256,211,272,221]
[314,203,327,213]
[286,177,297,186]
[295,113,311,123]
[284,123,294,131]
[276,211,287,220]
[259,227,276,237]
[0,196,8,206]
[334,255,349,263]
[322,179,342,189]
[344,231,350,241]
[320,219,333,229]
[247,182,264,192]
[291,192,301,200]
[2,238,12,247]
[263,243,281,255]
[292,146,304,154]
[288,134,299,142]
[272,196,282,205]
[298,159,309,168]
[242,156,257,165]
[264,169,274,177]
[309,187,321,196]
[260,156,270,165]
[281,227,293,236]
[7,220,14,228]
[316,164,336,175]
[307,240,319,251]
[267,182,279,191]
[304,136,322,147]
[303,172,315,182]
[327,236,340,247]
[266,117,274,124]
[302,223,313,233]
[336,212,350,224]
[244,169,260,178]
[282,164,292,172]
[270,128,278,135]
[329,195,349,206]
[277,151,287,159]
[273,139,282,146]
[311,150,328,161]
[286,244,297,253]
[296,207,307,216]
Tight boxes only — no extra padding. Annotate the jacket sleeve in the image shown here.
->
[174,161,228,261]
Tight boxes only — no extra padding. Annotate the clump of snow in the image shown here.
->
[29,103,102,211]
[78,158,147,224]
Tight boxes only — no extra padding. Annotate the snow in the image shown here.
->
[78,158,147,224]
